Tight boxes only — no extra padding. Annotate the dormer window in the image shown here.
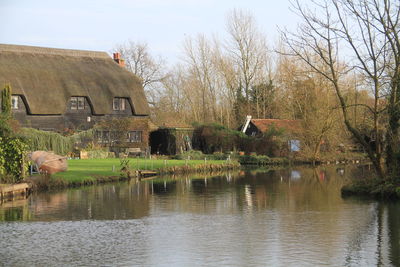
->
[11,96,18,109]
[113,98,126,111]
[70,97,85,110]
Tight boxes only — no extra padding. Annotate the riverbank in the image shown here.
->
[25,158,239,191]
[341,176,400,199]
[3,153,372,195]
[238,152,368,166]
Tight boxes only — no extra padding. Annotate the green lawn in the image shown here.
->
[53,158,230,183]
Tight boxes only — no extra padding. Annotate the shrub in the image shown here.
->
[1,84,11,117]
[0,102,28,183]
[174,150,205,160]
[0,136,28,183]
[192,123,245,154]
[341,176,400,198]
[20,128,94,155]
[209,152,228,160]
[192,123,285,156]
[85,149,115,159]
[238,155,289,165]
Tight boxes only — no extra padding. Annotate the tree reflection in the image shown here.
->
[0,165,399,266]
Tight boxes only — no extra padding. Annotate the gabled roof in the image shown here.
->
[0,44,149,115]
[250,119,301,134]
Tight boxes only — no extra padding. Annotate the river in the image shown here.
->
[0,165,399,266]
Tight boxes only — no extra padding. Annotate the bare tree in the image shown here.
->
[226,9,269,118]
[275,54,343,162]
[183,35,220,123]
[282,0,400,178]
[114,40,169,106]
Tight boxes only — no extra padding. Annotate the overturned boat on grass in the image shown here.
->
[29,151,68,174]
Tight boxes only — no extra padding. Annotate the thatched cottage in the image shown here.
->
[0,44,152,151]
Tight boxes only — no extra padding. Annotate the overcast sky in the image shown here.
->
[0,0,301,64]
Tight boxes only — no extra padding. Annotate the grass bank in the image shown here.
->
[238,152,368,166]
[28,158,238,190]
[341,176,400,199]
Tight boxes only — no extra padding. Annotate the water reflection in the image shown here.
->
[0,165,399,266]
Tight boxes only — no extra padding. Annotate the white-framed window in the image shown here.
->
[113,98,126,111]
[289,140,301,152]
[96,130,111,143]
[127,131,142,143]
[70,97,85,110]
[70,97,77,110]
[77,97,85,109]
[11,96,18,109]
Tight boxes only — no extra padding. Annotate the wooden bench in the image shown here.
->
[127,148,141,157]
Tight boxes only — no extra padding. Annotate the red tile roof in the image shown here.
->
[251,119,301,134]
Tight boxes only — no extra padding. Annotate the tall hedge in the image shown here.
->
[0,136,27,183]
[20,128,94,155]
[192,123,285,156]
[1,84,12,116]
[0,92,28,183]
[192,123,245,153]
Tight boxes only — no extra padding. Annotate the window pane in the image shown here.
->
[70,97,77,109]
[113,98,127,111]
[120,98,125,110]
[95,131,102,143]
[128,131,142,142]
[113,98,120,110]
[78,97,85,109]
[103,131,110,143]
[289,140,301,152]
[11,96,18,109]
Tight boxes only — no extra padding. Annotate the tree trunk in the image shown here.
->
[312,141,321,166]
[386,78,400,178]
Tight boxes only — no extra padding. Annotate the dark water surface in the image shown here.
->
[1,166,399,266]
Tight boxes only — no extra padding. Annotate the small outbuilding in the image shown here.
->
[241,117,302,153]
[150,123,194,155]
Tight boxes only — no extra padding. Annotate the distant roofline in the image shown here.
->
[0,43,110,59]
[251,119,298,121]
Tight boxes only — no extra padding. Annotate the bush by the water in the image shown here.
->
[341,176,400,199]
[238,155,289,165]
[174,150,206,160]
[192,123,285,157]
[192,123,245,154]
[208,152,233,160]
[0,112,28,183]
[0,135,27,183]
[174,150,235,161]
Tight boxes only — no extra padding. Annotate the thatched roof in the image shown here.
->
[0,44,149,115]
[96,117,157,131]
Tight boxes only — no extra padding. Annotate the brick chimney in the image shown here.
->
[113,52,125,67]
